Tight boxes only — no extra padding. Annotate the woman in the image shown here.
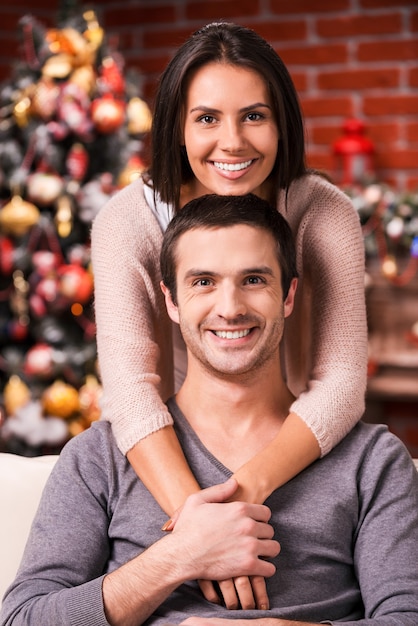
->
[91,21,367,609]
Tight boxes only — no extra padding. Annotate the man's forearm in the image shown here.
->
[103,534,187,626]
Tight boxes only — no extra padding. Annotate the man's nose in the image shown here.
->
[214,284,247,319]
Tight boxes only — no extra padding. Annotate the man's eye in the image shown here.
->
[245,276,265,285]
[193,278,212,287]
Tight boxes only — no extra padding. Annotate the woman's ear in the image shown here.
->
[160,281,180,324]
[284,277,298,318]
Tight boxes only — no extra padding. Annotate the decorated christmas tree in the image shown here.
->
[0,3,151,455]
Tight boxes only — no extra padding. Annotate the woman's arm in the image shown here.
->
[233,176,368,502]
[91,179,201,516]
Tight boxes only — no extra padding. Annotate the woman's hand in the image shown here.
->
[198,576,269,610]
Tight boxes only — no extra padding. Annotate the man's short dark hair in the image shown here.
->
[160,193,298,304]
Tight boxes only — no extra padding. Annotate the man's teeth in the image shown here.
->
[214,329,251,339]
[213,160,252,171]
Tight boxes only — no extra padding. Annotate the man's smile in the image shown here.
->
[212,328,252,339]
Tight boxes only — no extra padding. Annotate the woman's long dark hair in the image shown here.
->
[147,22,307,211]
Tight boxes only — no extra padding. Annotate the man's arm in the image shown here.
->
[180,618,319,626]
[103,479,280,626]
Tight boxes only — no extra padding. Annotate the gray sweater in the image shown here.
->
[1,398,418,626]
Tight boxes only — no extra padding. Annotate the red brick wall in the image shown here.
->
[1,0,418,189]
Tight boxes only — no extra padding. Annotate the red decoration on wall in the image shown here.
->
[333,119,375,186]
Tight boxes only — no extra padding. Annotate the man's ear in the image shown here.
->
[160,281,180,324]
[284,277,298,318]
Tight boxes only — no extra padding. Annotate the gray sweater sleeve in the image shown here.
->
[328,428,418,626]
[0,430,113,626]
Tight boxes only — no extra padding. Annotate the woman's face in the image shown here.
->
[182,62,279,202]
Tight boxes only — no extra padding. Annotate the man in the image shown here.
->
[1,194,417,626]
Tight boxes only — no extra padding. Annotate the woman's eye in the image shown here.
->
[198,115,215,124]
[246,112,264,122]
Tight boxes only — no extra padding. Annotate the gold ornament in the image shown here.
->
[0,195,40,237]
[118,155,146,188]
[127,97,152,135]
[42,380,80,419]
[3,375,31,416]
[42,53,73,79]
[78,375,102,424]
[82,10,104,50]
[13,96,31,127]
[55,195,73,238]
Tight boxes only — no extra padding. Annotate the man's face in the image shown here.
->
[162,224,296,379]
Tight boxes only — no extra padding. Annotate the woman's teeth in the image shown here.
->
[213,160,252,171]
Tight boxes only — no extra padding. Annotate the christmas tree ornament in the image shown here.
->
[66,142,89,181]
[0,195,40,237]
[55,195,74,238]
[23,343,54,378]
[91,94,125,134]
[3,375,31,416]
[118,154,146,188]
[77,174,114,223]
[82,9,104,50]
[0,236,14,274]
[26,171,64,206]
[42,379,80,418]
[30,78,60,120]
[127,96,152,135]
[99,56,125,96]
[78,374,102,423]
[1,400,69,448]
[57,263,93,304]
[13,95,32,128]
[56,82,94,140]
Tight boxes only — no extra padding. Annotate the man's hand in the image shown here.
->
[166,479,276,610]
[180,618,320,626]
[169,478,280,583]
[103,479,279,626]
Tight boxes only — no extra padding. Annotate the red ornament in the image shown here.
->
[98,56,125,96]
[90,95,125,134]
[333,118,375,186]
[0,237,14,275]
[57,264,93,303]
[24,343,54,377]
[66,143,89,181]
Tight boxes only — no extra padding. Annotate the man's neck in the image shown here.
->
[175,359,294,472]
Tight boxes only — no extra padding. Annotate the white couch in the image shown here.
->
[0,453,59,602]
[1,452,417,606]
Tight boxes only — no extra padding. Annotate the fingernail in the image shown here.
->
[259,604,268,611]
[161,518,174,532]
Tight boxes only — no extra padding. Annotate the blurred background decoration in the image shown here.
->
[0,2,151,455]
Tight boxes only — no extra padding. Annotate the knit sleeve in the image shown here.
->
[285,176,368,457]
[91,179,174,455]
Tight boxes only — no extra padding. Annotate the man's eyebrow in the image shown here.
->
[184,269,219,280]
[183,266,274,280]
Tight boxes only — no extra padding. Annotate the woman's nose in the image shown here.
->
[219,119,246,152]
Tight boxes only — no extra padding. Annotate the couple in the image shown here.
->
[1,193,417,626]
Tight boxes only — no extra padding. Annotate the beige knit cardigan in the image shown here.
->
[91,173,368,457]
